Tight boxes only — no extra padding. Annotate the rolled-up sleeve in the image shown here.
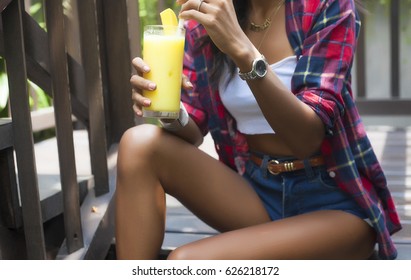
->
[292,0,357,133]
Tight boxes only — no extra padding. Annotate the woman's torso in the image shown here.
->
[234,4,297,157]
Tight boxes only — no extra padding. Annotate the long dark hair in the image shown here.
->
[206,0,364,87]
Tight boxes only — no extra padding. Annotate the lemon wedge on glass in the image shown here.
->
[160,8,178,26]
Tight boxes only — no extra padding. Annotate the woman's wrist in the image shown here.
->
[159,102,189,132]
[230,42,261,73]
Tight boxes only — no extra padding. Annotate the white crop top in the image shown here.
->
[219,55,297,135]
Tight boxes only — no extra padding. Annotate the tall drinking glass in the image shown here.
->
[142,25,186,119]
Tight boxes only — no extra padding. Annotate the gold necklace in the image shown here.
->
[254,1,285,51]
[250,0,285,33]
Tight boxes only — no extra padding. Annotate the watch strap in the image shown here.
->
[159,102,189,132]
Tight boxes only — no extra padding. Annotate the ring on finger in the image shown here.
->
[197,0,205,12]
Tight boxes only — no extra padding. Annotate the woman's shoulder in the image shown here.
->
[287,0,356,15]
[286,0,357,34]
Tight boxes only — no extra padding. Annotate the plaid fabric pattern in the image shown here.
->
[181,0,401,259]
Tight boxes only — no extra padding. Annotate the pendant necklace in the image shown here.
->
[250,0,285,33]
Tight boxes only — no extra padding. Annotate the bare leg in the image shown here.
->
[115,124,271,259]
[168,210,376,260]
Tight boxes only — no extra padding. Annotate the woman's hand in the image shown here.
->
[177,0,256,62]
[130,57,193,117]
[130,57,154,117]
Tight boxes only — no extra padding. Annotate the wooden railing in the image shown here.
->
[356,0,411,116]
[0,0,139,259]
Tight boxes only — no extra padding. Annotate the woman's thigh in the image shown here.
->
[168,209,376,260]
[120,124,271,232]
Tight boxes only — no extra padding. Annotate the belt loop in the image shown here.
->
[303,158,315,179]
[261,155,270,178]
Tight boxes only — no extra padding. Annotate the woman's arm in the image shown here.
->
[179,0,357,159]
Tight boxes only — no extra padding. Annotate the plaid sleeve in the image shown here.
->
[291,0,357,133]
[181,21,209,136]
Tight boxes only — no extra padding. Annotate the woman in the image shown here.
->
[116,0,401,259]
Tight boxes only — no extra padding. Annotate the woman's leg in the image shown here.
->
[115,124,271,259]
[168,210,376,260]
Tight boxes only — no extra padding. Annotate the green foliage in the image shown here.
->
[30,1,46,29]
[0,70,9,118]
[138,0,179,26]
[0,58,9,117]
[0,0,50,118]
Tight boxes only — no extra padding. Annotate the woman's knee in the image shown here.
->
[167,244,203,260]
[116,124,164,178]
[118,124,163,159]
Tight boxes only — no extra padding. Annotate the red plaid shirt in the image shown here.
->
[181,0,402,259]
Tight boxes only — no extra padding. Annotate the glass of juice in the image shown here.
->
[142,25,185,119]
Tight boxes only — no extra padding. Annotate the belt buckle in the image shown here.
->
[268,159,280,175]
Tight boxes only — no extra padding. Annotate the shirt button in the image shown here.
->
[328,171,336,178]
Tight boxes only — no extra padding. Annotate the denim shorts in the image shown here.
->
[243,154,369,222]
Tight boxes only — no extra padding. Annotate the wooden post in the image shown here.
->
[2,0,46,259]
[77,0,109,196]
[44,0,83,253]
[390,0,400,98]
[98,0,139,145]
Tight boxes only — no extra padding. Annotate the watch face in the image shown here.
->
[255,59,267,77]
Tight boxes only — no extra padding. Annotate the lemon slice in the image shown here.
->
[160,8,178,26]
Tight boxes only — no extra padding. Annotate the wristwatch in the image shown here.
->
[238,55,268,80]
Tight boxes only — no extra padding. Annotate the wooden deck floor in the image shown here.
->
[35,126,411,259]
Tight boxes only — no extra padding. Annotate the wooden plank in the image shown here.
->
[44,0,83,254]
[23,10,51,93]
[0,14,3,56]
[2,0,46,259]
[30,107,55,132]
[395,244,411,260]
[57,145,118,260]
[0,0,12,11]
[34,130,94,222]
[38,175,92,223]
[355,12,366,98]
[357,99,411,115]
[22,11,90,127]
[390,0,400,98]
[98,0,136,144]
[0,118,13,149]
[22,11,90,128]
[0,147,22,229]
[77,0,109,196]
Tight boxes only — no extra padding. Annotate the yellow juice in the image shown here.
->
[142,25,185,118]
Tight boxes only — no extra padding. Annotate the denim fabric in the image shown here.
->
[243,155,369,222]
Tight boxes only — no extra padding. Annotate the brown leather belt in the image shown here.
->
[250,154,325,175]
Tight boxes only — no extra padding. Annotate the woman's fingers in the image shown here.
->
[130,57,155,117]
[131,88,151,117]
[178,0,245,56]
[130,57,193,117]
[182,74,194,90]
[132,57,150,75]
